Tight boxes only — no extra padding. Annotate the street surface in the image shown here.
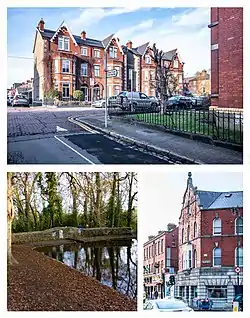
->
[7,107,170,164]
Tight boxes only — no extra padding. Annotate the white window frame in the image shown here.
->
[166,247,171,267]
[144,70,149,80]
[194,222,197,238]
[114,66,120,77]
[235,247,243,267]
[62,59,70,73]
[94,65,100,77]
[213,218,222,236]
[72,60,76,75]
[81,47,88,56]
[62,83,70,98]
[54,59,59,73]
[173,59,178,68]
[94,49,100,58]
[109,46,117,58]
[81,63,88,76]
[58,36,70,51]
[193,249,197,268]
[235,217,243,235]
[182,228,184,244]
[145,55,151,64]
[213,247,221,267]
[150,71,155,80]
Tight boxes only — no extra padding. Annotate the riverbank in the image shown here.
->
[7,245,137,311]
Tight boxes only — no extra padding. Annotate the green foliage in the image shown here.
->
[44,89,59,99]
[73,90,84,101]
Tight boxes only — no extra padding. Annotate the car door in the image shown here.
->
[139,93,150,110]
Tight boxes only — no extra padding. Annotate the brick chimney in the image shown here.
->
[38,18,45,32]
[126,40,133,49]
[167,223,176,231]
[81,31,86,40]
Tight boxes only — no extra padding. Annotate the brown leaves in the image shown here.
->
[8,245,137,311]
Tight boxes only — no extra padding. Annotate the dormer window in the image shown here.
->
[109,46,117,58]
[81,47,88,56]
[173,59,178,68]
[145,55,151,64]
[58,36,69,51]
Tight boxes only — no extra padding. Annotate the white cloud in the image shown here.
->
[116,8,210,77]
[68,7,140,33]
[116,19,154,41]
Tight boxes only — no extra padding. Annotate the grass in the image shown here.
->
[125,110,243,144]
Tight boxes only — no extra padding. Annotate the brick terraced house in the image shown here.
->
[209,8,243,110]
[176,173,243,310]
[143,224,179,299]
[33,19,184,101]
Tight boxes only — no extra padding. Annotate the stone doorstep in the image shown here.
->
[73,117,202,165]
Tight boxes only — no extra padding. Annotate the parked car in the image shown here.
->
[92,99,106,108]
[165,95,193,111]
[143,299,194,312]
[12,95,29,107]
[192,95,210,109]
[7,96,13,106]
[149,96,161,106]
[232,294,243,311]
[108,95,118,107]
[116,91,160,112]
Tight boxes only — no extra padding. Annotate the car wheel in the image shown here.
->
[102,102,105,108]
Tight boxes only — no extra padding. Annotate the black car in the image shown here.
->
[116,91,160,112]
[232,294,243,311]
[165,95,193,111]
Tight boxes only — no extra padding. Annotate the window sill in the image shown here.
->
[213,233,221,236]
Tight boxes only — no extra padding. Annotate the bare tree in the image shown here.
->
[7,173,17,265]
[151,43,178,102]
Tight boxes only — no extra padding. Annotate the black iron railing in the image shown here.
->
[108,103,243,145]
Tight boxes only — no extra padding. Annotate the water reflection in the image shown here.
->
[36,239,137,299]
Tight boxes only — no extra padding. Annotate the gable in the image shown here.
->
[103,35,124,55]
[50,21,78,46]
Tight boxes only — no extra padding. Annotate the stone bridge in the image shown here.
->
[12,227,136,245]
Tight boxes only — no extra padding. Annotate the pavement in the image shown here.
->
[73,111,243,164]
[7,107,176,164]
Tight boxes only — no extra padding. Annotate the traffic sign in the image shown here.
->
[234,266,241,273]
[107,69,118,77]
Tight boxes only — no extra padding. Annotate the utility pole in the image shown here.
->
[104,51,108,128]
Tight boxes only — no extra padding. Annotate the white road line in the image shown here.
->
[54,135,95,165]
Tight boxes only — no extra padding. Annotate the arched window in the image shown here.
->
[194,222,197,238]
[187,225,190,242]
[193,249,197,268]
[188,250,192,268]
[235,217,243,235]
[213,247,221,266]
[182,228,184,244]
[213,218,222,235]
[235,247,243,266]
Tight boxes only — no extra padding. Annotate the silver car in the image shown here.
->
[12,95,29,107]
[143,298,194,312]
[92,99,106,108]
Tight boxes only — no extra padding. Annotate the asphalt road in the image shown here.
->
[7,107,170,164]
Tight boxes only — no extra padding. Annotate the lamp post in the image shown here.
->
[104,50,108,128]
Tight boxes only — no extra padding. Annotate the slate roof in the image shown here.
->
[197,190,243,210]
[102,33,115,49]
[40,28,104,48]
[135,42,150,56]
[162,49,177,61]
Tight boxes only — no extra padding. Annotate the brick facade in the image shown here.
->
[33,19,184,101]
[143,225,178,299]
[209,8,243,110]
[176,172,243,309]
[184,70,211,96]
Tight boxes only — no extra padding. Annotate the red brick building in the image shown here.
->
[209,8,243,110]
[33,18,184,102]
[143,224,178,299]
[176,172,243,309]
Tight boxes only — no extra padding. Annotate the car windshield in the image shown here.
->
[155,300,187,310]
[234,295,242,301]
[118,92,127,97]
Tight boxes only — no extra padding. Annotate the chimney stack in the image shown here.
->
[126,40,133,49]
[167,223,176,232]
[81,31,86,40]
[148,235,155,241]
[38,18,45,32]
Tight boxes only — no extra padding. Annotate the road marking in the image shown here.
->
[56,126,68,132]
[68,117,98,134]
[54,135,95,165]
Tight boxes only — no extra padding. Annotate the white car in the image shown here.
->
[12,95,29,107]
[143,298,194,312]
[92,99,106,108]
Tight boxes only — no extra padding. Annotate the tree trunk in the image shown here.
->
[7,173,17,265]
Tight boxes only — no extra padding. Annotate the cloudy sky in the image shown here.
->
[140,170,243,243]
[7,7,210,87]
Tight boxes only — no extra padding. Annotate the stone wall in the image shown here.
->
[12,227,134,244]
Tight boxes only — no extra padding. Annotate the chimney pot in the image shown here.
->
[38,18,45,32]
[126,40,133,49]
[81,31,86,40]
